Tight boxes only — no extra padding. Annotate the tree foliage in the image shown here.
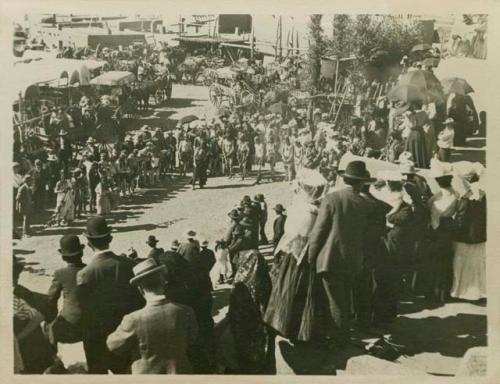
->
[307,14,325,92]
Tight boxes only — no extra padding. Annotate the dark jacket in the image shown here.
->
[155,250,191,305]
[361,192,391,267]
[273,214,286,245]
[76,251,144,372]
[308,187,371,275]
[453,197,486,244]
[384,202,416,262]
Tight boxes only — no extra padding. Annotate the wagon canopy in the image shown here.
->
[90,71,135,86]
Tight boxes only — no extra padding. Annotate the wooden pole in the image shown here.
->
[279,16,283,61]
[250,25,255,61]
[296,30,299,55]
[286,30,290,57]
[274,17,279,60]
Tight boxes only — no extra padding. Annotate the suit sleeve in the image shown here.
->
[106,314,137,355]
[308,197,333,263]
[46,273,63,322]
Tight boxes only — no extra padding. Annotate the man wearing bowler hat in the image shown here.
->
[308,160,373,348]
[107,258,198,374]
[77,216,144,373]
[45,235,87,345]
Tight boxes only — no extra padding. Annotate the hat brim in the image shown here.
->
[58,244,84,257]
[338,170,376,183]
[84,230,112,239]
[130,265,166,285]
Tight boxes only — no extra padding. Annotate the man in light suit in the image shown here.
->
[77,216,144,374]
[308,161,373,348]
[107,258,198,374]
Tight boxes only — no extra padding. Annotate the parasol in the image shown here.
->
[441,77,474,95]
[399,70,443,102]
[387,84,424,103]
[410,43,432,53]
[178,114,199,125]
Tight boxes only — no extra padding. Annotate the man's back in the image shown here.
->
[309,187,371,275]
[107,299,198,374]
[77,252,144,334]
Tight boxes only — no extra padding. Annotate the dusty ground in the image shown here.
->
[14,59,487,375]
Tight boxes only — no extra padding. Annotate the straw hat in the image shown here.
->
[129,259,166,286]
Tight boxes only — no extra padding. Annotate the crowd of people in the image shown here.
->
[13,38,487,375]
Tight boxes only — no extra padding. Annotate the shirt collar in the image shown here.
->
[93,248,112,259]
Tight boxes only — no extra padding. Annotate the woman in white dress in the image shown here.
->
[450,176,486,300]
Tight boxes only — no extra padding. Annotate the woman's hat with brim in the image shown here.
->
[129,258,166,286]
[84,216,112,239]
[338,160,375,182]
[58,234,85,257]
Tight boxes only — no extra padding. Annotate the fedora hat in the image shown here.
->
[338,161,375,182]
[58,235,85,257]
[273,203,285,213]
[146,235,158,246]
[84,216,112,239]
[129,258,166,286]
[185,229,197,239]
[201,240,209,247]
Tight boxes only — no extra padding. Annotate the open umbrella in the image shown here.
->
[267,101,290,115]
[387,84,424,103]
[410,43,432,53]
[399,70,443,101]
[441,77,474,95]
[178,114,199,125]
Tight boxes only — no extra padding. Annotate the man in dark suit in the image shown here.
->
[154,240,191,305]
[308,161,373,347]
[272,204,287,255]
[146,235,164,260]
[46,235,87,344]
[77,216,144,374]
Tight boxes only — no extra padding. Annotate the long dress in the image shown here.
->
[450,195,487,300]
[405,125,429,169]
[263,196,320,342]
[55,180,75,223]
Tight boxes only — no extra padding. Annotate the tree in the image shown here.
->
[307,14,325,92]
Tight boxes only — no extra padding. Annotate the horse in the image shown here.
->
[177,57,207,84]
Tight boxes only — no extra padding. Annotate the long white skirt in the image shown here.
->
[450,242,486,301]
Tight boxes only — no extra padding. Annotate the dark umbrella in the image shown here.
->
[399,70,443,102]
[178,114,198,125]
[387,84,424,103]
[410,43,432,53]
[267,101,290,115]
[441,77,474,95]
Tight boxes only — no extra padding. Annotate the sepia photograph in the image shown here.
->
[2,2,494,378]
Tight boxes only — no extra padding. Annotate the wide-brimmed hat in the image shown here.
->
[58,235,85,257]
[338,161,375,182]
[185,229,197,239]
[444,117,455,125]
[201,240,209,247]
[273,204,285,213]
[84,216,112,239]
[400,161,417,175]
[129,258,166,286]
[146,235,159,246]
